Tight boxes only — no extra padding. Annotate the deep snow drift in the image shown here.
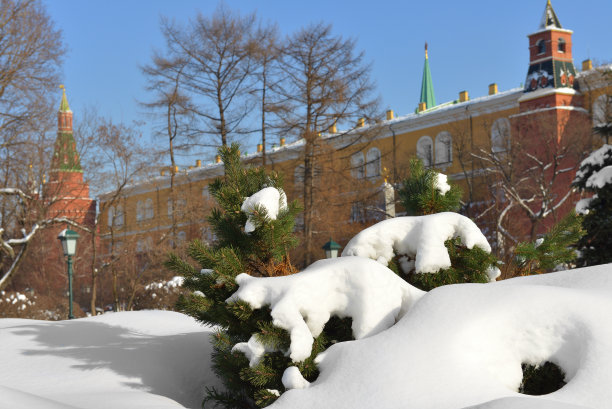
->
[0,311,221,409]
[2,265,612,409]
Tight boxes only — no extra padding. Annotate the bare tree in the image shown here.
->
[276,23,379,265]
[158,5,256,148]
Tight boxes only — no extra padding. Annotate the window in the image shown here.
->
[136,200,144,222]
[558,38,566,53]
[114,205,124,227]
[350,202,366,223]
[107,206,114,227]
[536,39,546,54]
[167,198,173,217]
[366,148,381,179]
[202,186,210,199]
[593,94,612,128]
[435,132,452,165]
[351,152,365,179]
[416,136,434,167]
[177,231,187,243]
[491,118,511,153]
[145,198,154,219]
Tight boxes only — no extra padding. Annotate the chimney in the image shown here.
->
[257,143,263,152]
[357,117,365,127]
[418,102,427,112]
[195,159,202,167]
[488,83,498,95]
[582,59,593,71]
[173,165,178,174]
[215,155,221,163]
[459,90,469,102]
[160,169,166,176]
[386,109,394,120]
[280,137,286,146]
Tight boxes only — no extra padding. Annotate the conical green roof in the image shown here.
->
[59,85,71,112]
[540,0,562,29]
[419,43,436,110]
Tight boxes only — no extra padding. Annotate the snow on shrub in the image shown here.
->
[241,186,288,233]
[342,212,491,273]
[228,257,424,363]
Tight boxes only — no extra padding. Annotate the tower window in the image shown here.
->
[558,38,566,53]
[536,39,546,55]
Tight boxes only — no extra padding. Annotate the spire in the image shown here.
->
[59,85,71,112]
[419,42,436,111]
[539,0,562,30]
[51,86,82,174]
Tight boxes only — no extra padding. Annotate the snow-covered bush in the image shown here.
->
[572,144,612,266]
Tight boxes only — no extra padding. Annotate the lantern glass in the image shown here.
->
[58,229,79,256]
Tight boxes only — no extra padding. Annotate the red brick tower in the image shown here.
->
[44,86,96,226]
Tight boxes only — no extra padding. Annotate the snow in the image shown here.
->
[575,197,594,215]
[0,310,221,409]
[435,173,451,194]
[272,264,612,409]
[342,212,491,273]
[282,366,310,390]
[2,264,612,408]
[241,187,288,233]
[574,144,612,183]
[586,165,612,189]
[228,257,424,362]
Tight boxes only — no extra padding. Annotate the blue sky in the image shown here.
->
[44,0,612,165]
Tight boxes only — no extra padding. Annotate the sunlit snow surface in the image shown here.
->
[2,265,612,409]
[0,311,220,409]
[272,264,612,409]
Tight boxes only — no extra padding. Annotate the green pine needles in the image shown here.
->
[167,143,305,408]
[397,159,462,216]
[396,158,498,290]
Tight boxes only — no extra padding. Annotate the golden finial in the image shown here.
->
[59,84,65,90]
[425,42,428,59]
[382,166,389,184]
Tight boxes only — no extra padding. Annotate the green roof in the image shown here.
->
[419,45,436,110]
[59,85,71,112]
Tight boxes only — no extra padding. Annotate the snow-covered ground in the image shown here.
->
[0,310,221,409]
[2,264,612,409]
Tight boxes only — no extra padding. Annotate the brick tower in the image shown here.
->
[44,86,96,227]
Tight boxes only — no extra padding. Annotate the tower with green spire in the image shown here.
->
[51,85,82,174]
[418,42,436,112]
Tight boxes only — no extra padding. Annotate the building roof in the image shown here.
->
[59,85,71,112]
[419,43,436,110]
[540,0,562,30]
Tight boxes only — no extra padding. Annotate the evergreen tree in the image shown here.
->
[397,159,462,216]
[395,158,498,291]
[513,211,584,275]
[166,144,352,408]
[572,144,612,266]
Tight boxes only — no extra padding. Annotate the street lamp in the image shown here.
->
[322,238,342,259]
[58,228,79,319]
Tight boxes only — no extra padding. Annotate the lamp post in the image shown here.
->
[322,238,342,259]
[58,228,79,319]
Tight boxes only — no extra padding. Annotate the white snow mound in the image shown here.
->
[272,264,612,409]
[241,187,288,233]
[228,257,424,363]
[342,212,491,273]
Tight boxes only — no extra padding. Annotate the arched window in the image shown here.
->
[435,132,452,165]
[366,148,381,179]
[177,231,187,243]
[351,152,365,179]
[136,239,144,253]
[536,39,546,54]
[416,136,433,167]
[115,205,124,227]
[167,198,173,217]
[593,94,612,127]
[136,200,144,222]
[145,198,154,219]
[107,206,115,227]
[558,38,566,53]
[491,118,511,153]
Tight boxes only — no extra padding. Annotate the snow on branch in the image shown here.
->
[228,257,424,363]
[241,187,287,233]
[342,212,491,273]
